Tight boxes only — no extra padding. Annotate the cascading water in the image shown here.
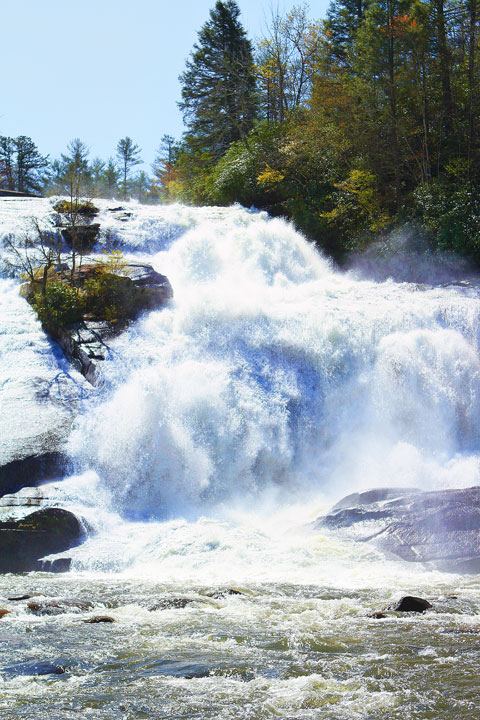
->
[2,197,480,720]
[64,202,480,520]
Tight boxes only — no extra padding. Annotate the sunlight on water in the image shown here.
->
[2,198,480,719]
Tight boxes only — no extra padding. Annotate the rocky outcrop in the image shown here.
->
[0,508,84,573]
[317,486,480,572]
[0,452,68,496]
[55,263,173,385]
[61,224,100,253]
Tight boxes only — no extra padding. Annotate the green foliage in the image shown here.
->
[414,181,480,261]
[179,0,258,160]
[32,282,82,332]
[53,199,99,216]
[82,267,135,323]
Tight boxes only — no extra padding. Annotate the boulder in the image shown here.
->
[148,597,199,611]
[27,598,93,614]
[61,224,100,253]
[83,616,115,623]
[0,508,84,573]
[317,486,480,572]
[389,596,432,613]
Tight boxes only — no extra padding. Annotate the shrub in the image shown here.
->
[82,269,134,322]
[33,282,82,332]
[53,199,99,217]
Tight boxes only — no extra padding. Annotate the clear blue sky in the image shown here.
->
[1,0,329,171]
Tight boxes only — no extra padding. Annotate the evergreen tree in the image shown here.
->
[0,136,48,193]
[116,136,142,199]
[178,0,258,159]
[326,0,370,60]
[0,137,16,190]
[51,138,91,196]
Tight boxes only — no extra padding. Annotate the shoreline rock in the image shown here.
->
[0,508,84,573]
[316,486,480,572]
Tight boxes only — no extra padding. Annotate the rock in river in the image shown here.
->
[316,486,480,572]
[0,508,84,573]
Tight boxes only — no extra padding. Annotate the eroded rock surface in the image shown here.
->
[0,508,84,573]
[317,486,480,572]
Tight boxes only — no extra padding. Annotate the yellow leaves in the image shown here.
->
[257,164,285,187]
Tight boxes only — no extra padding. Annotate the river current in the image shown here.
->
[1,198,480,718]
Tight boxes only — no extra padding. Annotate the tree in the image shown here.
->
[152,134,181,200]
[0,137,16,190]
[256,4,322,121]
[102,157,120,198]
[0,136,48,193]
[14,136,49,193]
[50,138,91,197]
[178,0,258,159]
[116,137,142,199]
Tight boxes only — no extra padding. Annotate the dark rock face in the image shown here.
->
[317,486,480,572]
[0,452,68,496]
[389,596,432,613]
[0,508,84,573]
[61,224,100,253]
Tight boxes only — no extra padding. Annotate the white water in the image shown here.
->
[3,198,480,547]
[3,199,480,719]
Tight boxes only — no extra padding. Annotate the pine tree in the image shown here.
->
[14,136,49,193]
[326,0,370,60]
[116,137,142,200]
[179,0,258,159]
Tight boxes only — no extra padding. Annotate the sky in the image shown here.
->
[1,0,329,171]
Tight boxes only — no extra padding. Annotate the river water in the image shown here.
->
[1,198,480,718]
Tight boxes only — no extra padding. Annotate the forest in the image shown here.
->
[1,0,479,263]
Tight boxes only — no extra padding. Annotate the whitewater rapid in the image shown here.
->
[3,198,480,522]
[64,201,480,520]
[4,198,480,720]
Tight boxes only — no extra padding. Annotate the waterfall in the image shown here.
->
[50,201,480,518]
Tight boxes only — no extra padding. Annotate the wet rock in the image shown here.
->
[41,557,72,573]
[83,616,115,623]
[27,598,94,615]
[389,596,433,613]
[0,508,84,573]
[317,486,480,572]
[8,594,34,601]
[206,589,245,599]
[61,224,100,253]
[3,660,69,677]
[149,598,199,611]
[0,452,69,497]
[368,611,387,619]
[0,610,11,619]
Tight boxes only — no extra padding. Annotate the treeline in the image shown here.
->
[168,0,480,262]
[0,135,174,203]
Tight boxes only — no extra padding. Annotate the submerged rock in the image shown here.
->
[317,486,480,572]
[148,598,199,611]
[0,508,84,573]
[83,616,115,623]
[3,660,69,677]
[27,598,94,614]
